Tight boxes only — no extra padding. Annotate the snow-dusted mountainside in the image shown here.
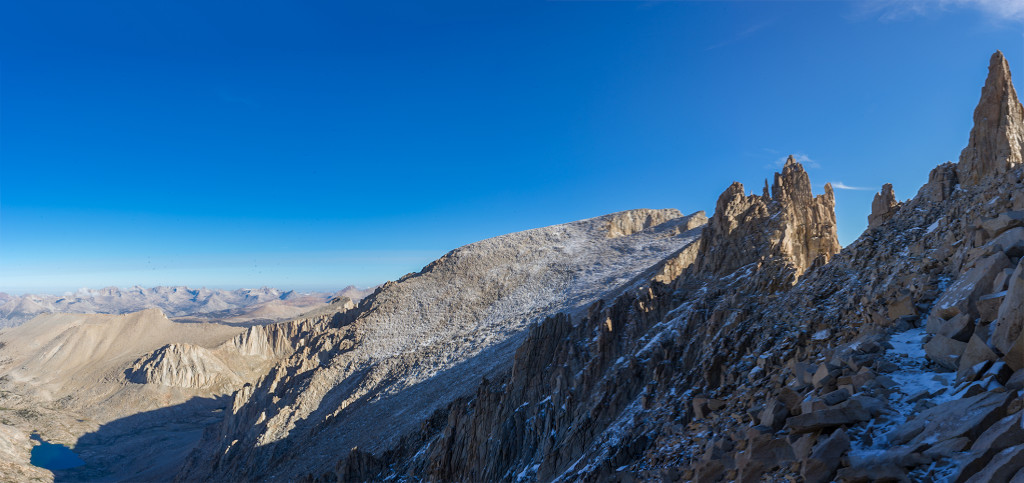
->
[175,208,707,480]
[16,51,1024,483]
[287,51,1024,482]
[161,51,1024,483]
[0,285,374,328]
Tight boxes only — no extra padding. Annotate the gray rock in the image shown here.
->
[980,291,1008,322]
[993,258,1024,353]
[923,437,971,460]
[889,391,1012,447]
[836,462,909,483]
[822,389,851,406]
[996,267,1017,292]
[982,211,1024,238]
[1007,369,1024,391]
[801,428,850,483]
[927,313,975,342]
[933,251,1011,320]
[986,227,1024,257]
[958,334,999,383]
[964,444,1024,483]
[925,334,968,371]
[759,399,789,431]
[971,413,1024,457]
[786,397,880,433]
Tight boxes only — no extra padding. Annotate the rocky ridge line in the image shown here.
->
[175,209,707,481]
[301,51,1024,482]
[695,156,839,285]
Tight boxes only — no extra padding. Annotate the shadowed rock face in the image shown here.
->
[959,51,1024,185]
[696,156,840,283]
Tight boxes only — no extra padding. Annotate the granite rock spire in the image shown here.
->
[958,51,1024,185]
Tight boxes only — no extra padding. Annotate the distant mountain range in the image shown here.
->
[0,285,375,328]
[9,51,1024,483]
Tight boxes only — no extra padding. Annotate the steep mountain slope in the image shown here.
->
[313,152,840,482]
[14,51,1024,483]
[175,208,707,480]
[0,285,373,328]
[308,51,1024,482]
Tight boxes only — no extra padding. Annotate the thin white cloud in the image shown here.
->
[862,0,1024,21]
[706,18,776,50]
[775,153,821,169]
[831,182,872,191]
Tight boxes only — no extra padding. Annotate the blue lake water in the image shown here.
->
[29,434,85,470]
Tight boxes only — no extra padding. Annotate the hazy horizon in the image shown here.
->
[3,0,1024,293]
[0,283,379,298]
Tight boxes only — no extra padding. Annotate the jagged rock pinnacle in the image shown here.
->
[772,156,814,202]
[868,183,899,228]
[958,50,1024,185]
[696,160,840,283]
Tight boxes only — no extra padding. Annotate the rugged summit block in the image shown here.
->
[696,156,840,282]
[869,183,900,228]
[959,51,1024,185]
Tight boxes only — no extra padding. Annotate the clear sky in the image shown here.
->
[1,0,1023,294]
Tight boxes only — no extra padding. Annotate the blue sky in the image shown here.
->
[1,0,1023,294]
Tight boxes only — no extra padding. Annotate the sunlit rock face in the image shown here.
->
[696,156,840,285]
[959,51,1024,186]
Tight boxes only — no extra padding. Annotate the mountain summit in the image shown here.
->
[696,155,839,284]
[959,50,1024,185]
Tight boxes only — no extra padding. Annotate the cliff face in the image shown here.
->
[696,156,839,284]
